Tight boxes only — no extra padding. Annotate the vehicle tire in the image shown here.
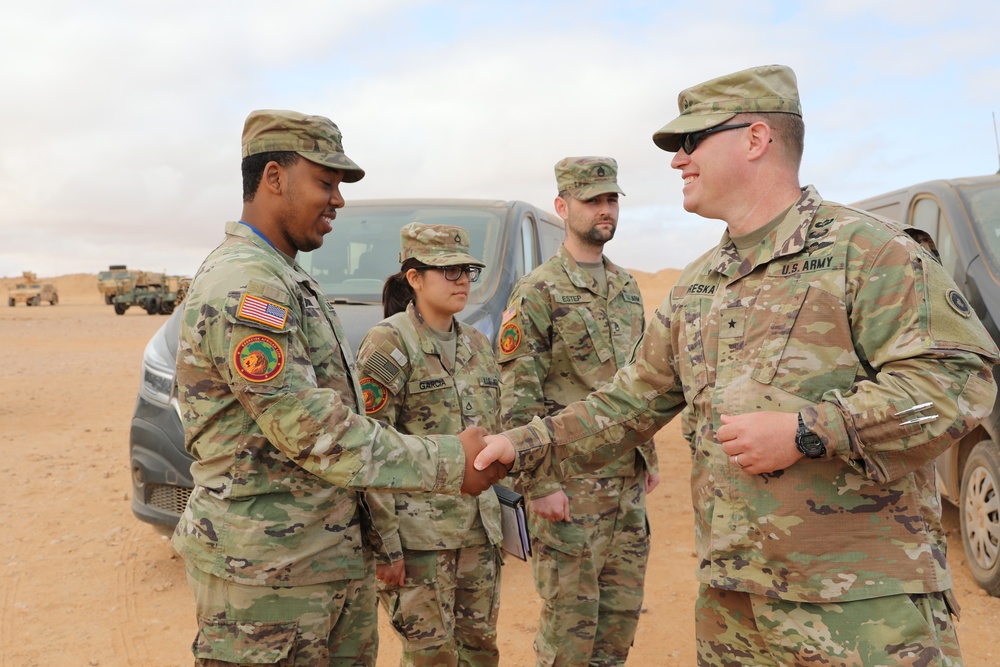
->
[114,302,128,315]
[145,296,161,315]
[960,439,1000,596]
[50,294,58,305]
[7,298,13,307]
[105,294,113,305]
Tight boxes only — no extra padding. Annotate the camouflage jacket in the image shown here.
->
[171,221,467,587]
[498,244,656,491]
[357,304,503,560]
[502,186,999,603]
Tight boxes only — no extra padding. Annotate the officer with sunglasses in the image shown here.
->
[357,222,505,665]
[477,65,999,666]
[497,156,655,666]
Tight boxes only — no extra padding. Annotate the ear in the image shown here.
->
[747,122,772,160]
[554,195,569,220]
[405,268,422,290]
[262,160,285,195]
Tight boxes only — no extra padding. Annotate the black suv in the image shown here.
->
[129,198,565,529]
[852,174,1000,595]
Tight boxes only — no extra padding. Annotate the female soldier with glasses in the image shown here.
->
[357,222,504,666]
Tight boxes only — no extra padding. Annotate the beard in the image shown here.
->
[583,220,616,244]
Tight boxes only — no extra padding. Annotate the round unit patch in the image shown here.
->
[233,334,284,383]
[498,322,521,355]
[361,377,389,414]
[946,289,972,318]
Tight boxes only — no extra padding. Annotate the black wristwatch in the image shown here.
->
[795,412,826,459]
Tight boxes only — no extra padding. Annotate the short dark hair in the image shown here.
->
[241,151,301,202]
[733,112,805,169]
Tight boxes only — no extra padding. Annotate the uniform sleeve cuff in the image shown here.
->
[803,402,846,460]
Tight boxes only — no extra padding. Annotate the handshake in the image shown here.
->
[457,426,517,496]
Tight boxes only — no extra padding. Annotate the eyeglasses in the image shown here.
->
[421,265,482,282]
[679,123,752,154]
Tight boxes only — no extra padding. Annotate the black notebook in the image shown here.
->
[492,484,531,560]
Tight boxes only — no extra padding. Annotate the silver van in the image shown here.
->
[852,174,1000,595]
[129,198,565,530]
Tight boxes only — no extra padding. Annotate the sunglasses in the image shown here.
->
[679,123,752,154]
[420,265,482,282]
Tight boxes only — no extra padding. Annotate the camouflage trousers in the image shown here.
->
[184,561,378,666]
[529,475,650,667]
[376,543,502,666]
[695,584,963,666]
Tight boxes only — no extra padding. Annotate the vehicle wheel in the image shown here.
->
[960,439,1000,596]
[50,294,58,305]
[7,298,13,307]
[105,294,113,305]
[145,296,161,315]
[113,302,128,315]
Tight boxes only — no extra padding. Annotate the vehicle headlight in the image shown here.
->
[139,334,176,407]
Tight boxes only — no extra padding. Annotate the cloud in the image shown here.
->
[2,1,999,277]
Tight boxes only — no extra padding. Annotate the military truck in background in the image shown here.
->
[7,271,58,307]
[111,270,191,316]
[96,264,133,305]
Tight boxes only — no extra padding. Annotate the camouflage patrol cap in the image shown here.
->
[652,65,802,152]
[241,109,365,183]
[555,156,625,200]
[399,223,485,268]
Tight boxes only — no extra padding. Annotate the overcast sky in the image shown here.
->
[3,0,1000,278]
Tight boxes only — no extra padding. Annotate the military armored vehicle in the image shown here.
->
[96,264,133,305]
[7,272,58,307]
[111,270,191,315]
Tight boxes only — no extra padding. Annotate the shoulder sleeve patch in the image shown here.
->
[498,321,522,355]
[361,377,390,414]
[233,333,285,383]
[237,293,288,330]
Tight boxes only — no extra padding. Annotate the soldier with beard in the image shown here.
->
[497,157,658,666]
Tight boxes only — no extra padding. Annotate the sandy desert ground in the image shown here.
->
[1,272,997,667]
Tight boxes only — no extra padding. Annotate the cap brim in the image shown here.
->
[652,112,736,152]
[419,253,485,268]
[572,182,625,200]
[298,151,366,183]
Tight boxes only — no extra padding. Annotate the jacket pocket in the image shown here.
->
[554,309,613,377]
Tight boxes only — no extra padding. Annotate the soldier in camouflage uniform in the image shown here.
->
[476,66,1000,666]
[356,223,505,666]
[172,110,506,667]
[497,157,657,667]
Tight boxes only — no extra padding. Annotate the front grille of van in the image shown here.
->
[147,483,191,516]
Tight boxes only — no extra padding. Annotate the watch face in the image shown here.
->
[797,433,824,458]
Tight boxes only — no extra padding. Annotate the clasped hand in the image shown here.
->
[458,427,514,495]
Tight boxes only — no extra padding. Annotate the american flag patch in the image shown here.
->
[237,294,288,329]
[501,304,517,325]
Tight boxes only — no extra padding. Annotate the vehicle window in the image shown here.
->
[911,197,940,239]
[297,204,505,304]
[960,182,1000,274]
[520,214,537,277]
[537,217,565,260]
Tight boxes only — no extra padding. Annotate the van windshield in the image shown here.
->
[961,182,1000,272]
[297,203,507,303]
